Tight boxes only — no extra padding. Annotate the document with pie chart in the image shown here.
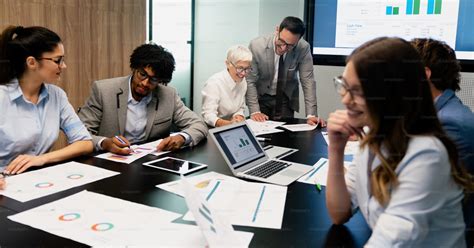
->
[0,162,119,202]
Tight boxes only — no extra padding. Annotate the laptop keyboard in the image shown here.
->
[245,160,291,178]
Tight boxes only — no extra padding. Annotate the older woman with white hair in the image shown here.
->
[201,45,253,127]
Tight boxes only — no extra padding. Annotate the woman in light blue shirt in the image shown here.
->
[0,26,93,175]
[326,37,474,247]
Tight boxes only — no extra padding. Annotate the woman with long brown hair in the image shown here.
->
[0,26,93,175]
[326,37,473,246]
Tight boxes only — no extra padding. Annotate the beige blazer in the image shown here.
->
[78,76,208,149]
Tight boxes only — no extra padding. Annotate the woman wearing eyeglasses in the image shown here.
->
[0,26,93,176]
[326,37,473,246]
[201,45,253,127]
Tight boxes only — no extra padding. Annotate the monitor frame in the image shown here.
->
[304,0,474,72]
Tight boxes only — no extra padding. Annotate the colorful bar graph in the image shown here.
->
[386,6,393,15]
[427,0,435,14]
[393,7,399,15]
[413,0,420,14]
[435,0,442,14]
[406,0,413,14]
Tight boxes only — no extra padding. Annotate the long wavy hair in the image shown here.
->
[347,37,473,205]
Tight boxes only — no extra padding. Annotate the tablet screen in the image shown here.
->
[143,157,207,174]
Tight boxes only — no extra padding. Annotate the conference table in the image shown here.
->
[0,119,373,247]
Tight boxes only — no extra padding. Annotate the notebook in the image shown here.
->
[209,122,312,186]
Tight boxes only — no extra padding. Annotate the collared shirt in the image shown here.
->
[345,136,465,247]
[201,69,247,127]
[0,79,91,169]
[124,78,152,143]
[113,77,191,147]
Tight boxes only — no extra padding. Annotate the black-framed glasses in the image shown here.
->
[229,62,252,74]
[275,33,296,50]
[37,56,65,66]
[135,68,166,86]
[333,76,364,102]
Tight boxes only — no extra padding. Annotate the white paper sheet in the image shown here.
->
[281,123,318,132]
[298,158,351,186]
[8,190,253,247]
[263,145,298,159]
[181,175,253,247]
[157,171,243,197]
[180,177,287,229]
[245,119,285,136]
[95,139,164,164]
[0,162,119,202]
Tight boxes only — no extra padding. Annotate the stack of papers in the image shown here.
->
[245,119,285,136]
[0,162,119,202]
[158,172,287,229]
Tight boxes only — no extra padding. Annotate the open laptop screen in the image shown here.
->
[213,124,265,170]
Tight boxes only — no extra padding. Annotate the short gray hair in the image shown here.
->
[226,45,252,64]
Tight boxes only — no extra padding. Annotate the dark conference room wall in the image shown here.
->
[0,0,146,149]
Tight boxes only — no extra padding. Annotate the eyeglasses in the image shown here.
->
[229,62,252,74]
[37,56,65,66]
[333,76,364,102]
[135,68,167,86]
[275,33,297,50]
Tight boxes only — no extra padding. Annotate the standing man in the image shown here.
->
[78,44,208,155]
[246,16,325,125]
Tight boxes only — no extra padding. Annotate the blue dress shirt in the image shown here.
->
[345,136,466,247]
[0,79,91,169]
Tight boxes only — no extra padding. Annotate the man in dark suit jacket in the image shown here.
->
[78,44,208,155]
[246,16,325,126]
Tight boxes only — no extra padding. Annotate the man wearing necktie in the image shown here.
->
[246,16,326,126]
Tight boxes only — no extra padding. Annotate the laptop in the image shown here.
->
[209,122,312,186]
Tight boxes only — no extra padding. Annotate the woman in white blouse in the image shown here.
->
[201,45,252,127]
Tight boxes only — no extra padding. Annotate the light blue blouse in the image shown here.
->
[0,79,91,169]
[345,136,466,247]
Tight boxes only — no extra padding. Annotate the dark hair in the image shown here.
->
[410,38,461,91]
[278,16,305,37]
[348,37,473,205]
[0,26,62,84]
[130,43,175,85]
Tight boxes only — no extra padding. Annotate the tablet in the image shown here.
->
[143,157,207,175]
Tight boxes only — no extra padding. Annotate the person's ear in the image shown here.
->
[275,25,280,35]
[424,66,432,80]
[25,56,37,69]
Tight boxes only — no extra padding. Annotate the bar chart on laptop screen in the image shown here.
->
[335,0,459,49]
[221,129,259,163]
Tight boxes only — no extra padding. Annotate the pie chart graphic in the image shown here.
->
[35,182,53,188]
[91,222,114,232]
[58,213,81,221]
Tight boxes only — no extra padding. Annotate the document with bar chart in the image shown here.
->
[335,0,460,49]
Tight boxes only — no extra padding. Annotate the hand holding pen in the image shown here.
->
[101,135,133,155]
[114,135,135,153]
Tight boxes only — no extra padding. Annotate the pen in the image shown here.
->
[316,183,322,192]
[114,135,133,151]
